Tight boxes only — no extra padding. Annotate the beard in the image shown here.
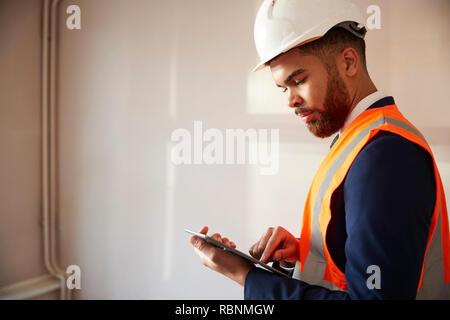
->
[302,66,352,138]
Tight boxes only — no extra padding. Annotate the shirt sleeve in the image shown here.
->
[244,132,435,300]
[244,267,349,300]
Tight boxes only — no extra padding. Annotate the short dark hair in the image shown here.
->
[297,26,367,71]
[267,27,367,72]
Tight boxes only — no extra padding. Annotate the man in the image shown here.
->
[189,0,450,299]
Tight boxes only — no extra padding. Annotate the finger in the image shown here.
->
[260,231,283,263]
[189,226,209,248]
[227,241,236,249]
[272,247,296,262]
[199,226,208,235]
[249,241,264,259]
[254,228,274,259]
[190,234,208,251]
[249,242,260,258]
[210,233,222,242]
[221,237,236,248]
[222,237,232,247]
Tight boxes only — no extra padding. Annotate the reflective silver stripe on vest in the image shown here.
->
[296,115,431,291]
[416,201,450,299]
[383,117,428,144]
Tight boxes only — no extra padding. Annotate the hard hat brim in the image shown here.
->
[252,61,267,73]
[251,36,322,72]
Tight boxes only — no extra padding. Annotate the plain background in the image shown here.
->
[1,0,449,299]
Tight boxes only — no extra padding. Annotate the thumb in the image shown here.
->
[272,248,295,262]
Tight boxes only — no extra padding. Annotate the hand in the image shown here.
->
[249,226,299,264]
[189,226,255,286]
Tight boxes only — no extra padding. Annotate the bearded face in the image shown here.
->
[270,50,352,139]
[303,64,351,138]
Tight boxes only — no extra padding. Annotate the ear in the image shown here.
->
[340,47,359,78]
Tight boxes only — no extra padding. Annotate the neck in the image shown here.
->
[347,76,377,116]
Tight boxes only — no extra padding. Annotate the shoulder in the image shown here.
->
[347,131,434,180]
[343,130,435,223]
[358,131,429,162]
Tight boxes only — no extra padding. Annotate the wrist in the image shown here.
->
[231,264,255,287]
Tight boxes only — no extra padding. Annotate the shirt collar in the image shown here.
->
[339,91,388,134]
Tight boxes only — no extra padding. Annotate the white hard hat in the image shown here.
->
[253,0,366,72]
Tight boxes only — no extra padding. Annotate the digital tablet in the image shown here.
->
[185,229,290,278]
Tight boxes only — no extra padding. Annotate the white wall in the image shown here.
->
[0,0,48,287]
[56,0,266,299]
[1,0,448,299]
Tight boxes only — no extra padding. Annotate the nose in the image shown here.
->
[288,90,303,109]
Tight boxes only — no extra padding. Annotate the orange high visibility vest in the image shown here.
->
[295,103,450,299]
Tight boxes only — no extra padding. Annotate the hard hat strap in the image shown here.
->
[335,21,367,39]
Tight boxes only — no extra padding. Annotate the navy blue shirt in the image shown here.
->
[244,97,436,300]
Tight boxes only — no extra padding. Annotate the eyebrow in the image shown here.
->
[276,69,306,87]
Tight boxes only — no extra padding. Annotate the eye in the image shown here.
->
[279,77,306,93]
[294,78,306,86]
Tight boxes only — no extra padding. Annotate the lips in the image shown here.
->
[295,108,315,123]
[298,110,313,117]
